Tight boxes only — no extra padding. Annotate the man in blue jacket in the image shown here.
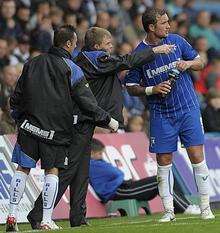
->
[89,138,200,215]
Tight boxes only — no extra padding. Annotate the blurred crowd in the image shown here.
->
[0,0,220,135]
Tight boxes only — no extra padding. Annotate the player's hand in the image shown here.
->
[152,81,171,95]
[152,44,175,55]
[108,117,119,132]
[176,60,191,71]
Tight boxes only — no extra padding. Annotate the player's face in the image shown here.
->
[98,35,113,54]
[154,14,170,39]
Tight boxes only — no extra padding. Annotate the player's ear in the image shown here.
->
[66,40,72,48]
[149,24,155,32]
[94,43,100,50]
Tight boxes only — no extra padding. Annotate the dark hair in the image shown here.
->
[53,25,76,47]
[142,7,167,32]
[84,27,111,50]
[91,138,105,153]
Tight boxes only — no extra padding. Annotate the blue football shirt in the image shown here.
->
[125,34,200,118]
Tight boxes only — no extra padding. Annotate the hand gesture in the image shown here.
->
[152,44,176,55]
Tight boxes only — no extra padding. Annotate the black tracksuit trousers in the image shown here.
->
[112,176,191,213]
[27,122,95,227]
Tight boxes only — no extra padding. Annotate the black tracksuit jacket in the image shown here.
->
[10,47,110,145]
[75,48,156,127]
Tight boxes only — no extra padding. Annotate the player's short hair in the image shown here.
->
[53,25,76,47]
[84,27,111,50]
[142,7,167,32]
[91,138,105,153]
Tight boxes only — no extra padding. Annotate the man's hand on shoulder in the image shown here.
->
[152,44,175,55]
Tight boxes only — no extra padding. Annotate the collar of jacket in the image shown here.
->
[81,46,108,53]
[48,47,72,59]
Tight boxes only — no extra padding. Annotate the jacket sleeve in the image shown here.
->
[71,77,111,126]
[96,48,155,75]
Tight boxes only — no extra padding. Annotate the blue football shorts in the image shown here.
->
[149,108,204,153]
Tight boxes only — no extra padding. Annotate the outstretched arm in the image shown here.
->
[96,44,175,75]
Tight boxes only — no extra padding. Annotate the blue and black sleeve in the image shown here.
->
[64,58,111,127]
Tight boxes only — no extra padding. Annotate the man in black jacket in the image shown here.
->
[75,27,174,127]
[6,25,117,232]
[27,27,174,228]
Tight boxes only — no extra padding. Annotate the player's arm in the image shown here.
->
[176,35,205,72]
[176,56,205,72]
[97,44,175,75]
[127,81,171,97]
[71,78,110,125]
[125,66,171,97]
[70,65,118,131]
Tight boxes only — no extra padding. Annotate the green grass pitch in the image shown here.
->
[1,211,220,233]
